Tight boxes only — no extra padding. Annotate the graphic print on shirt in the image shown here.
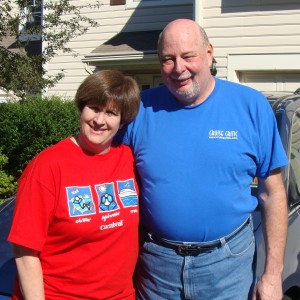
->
[117,179,138,207]
[208,129,238,140]
[95,183,120,212]
[66,186,96,217]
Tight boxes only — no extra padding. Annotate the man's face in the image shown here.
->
[159,28,213,106]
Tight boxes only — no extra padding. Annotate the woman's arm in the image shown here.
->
[13,244,45,300]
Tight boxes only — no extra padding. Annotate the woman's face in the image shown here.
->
[78,103,121,154]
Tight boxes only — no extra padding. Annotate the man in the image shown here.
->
[120,19,288,299]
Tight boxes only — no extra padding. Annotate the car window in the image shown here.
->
[288,108,300,207]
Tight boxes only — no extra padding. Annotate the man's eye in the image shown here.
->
[184,55,195,61]
[162,58,174,64]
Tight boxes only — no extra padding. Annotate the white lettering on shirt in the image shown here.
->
[76,217,91,223]
[100,220,124,230]
[209,130,238,140]
[101,211,120,222]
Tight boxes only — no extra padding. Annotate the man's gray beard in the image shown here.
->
[175,80,201,104]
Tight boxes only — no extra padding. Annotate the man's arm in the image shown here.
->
[252,168,288,300]
[13,244,45,300]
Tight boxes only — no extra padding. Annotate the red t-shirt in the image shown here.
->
[8,138,139,299]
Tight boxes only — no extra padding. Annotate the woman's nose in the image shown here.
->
[94,112,105,124]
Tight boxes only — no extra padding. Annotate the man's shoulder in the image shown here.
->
[216,77,264,98]
[141,85,170,100]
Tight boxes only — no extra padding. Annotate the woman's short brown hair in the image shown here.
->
[75,70,140,125]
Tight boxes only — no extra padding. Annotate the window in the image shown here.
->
[134,74,162,91]
[19,0,42,41]
[131,0,160,2]
[126,0,192,8]
[110,0,125,5]
[289,109,300,206]
[25,0,42,30]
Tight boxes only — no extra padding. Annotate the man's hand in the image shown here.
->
[252,273,283,300]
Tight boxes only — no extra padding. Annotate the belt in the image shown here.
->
[147,217,250,256]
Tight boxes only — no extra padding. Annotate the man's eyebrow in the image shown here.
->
[161,51,198,57]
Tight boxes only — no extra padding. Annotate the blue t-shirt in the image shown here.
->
[120,77,288,242]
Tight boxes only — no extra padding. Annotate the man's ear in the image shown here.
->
[208,43,214,63]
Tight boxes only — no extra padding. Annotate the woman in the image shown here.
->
[8,70,140,299]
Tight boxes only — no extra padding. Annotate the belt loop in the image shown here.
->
[220,237,226,246]
[249,215,253,231]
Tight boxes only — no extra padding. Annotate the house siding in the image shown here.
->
[46,0,300,97]
[201,0,300,80]
[46,0,193,99]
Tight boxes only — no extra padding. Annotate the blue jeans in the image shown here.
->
[134,219,255,300]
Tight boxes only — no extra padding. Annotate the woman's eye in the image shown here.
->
[106,110,118,116]
[88,106,100,113]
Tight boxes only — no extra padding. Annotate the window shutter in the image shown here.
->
[110,0,125,5]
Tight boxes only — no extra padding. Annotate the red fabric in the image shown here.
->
[8,138,139,299]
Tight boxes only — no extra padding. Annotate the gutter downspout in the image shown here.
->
[193,0,203,25]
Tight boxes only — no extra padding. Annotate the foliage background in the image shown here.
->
[1,0,99,202]
[0,96,80,202]
[0,0,99,98]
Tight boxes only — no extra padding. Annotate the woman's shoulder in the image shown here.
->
[110,144,133,160]
[36,137,73,158]
[25,137,74,170]
[113,144,133,154]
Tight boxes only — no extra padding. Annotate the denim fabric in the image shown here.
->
[134,219,255,300]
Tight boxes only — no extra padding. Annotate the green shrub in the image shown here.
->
[0,96,80,184]
[0,149,17,203]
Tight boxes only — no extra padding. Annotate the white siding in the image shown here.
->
[46,0,300,97]
[0,88,8,103]
[46,0,193,99]
[201,0,300,87]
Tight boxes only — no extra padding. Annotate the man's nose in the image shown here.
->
[174,58,186,73]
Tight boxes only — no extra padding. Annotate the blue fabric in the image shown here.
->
[134,219,255,299]
[120,77,288,241]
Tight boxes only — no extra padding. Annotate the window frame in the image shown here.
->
[126,0,192,8]
[288,107,300,207]
[19,0,42,42]
[110,0,125,5]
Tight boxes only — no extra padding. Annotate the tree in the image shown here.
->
[0,148,17,203]
[0,0,100,99]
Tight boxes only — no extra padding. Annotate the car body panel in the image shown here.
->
[253,91,300,298]
[0,197,16,299]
